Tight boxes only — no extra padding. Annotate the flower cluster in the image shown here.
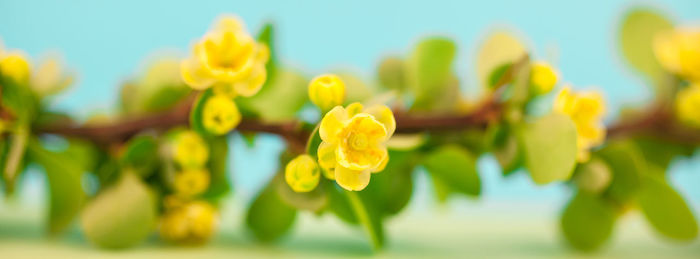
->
[654,27,700,81]
[160,130,218,243]
[553,87,606,162]
[181,16,269,135]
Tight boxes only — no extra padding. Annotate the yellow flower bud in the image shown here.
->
[285,154,320,192]
[529,61,558,95]
[202,95,241,135]
[173,169,210,197]
[0,52,31,83]
[308,74,346,112]
[173,130,209,169]
[675,84,700,127]
[553,87,606,162]
[160,200,218,244]
[317,103,395,191]
[653,28,700,81]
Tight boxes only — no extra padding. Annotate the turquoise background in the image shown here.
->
[1,0,699,210]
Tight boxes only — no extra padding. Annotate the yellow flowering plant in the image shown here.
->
[3,7,700,255]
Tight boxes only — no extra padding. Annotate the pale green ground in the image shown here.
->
[1,198,699,259]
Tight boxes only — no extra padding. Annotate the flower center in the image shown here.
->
[348,133,369,151]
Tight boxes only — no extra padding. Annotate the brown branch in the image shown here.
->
[607,105,700,145]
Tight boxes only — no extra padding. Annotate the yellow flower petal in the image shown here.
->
[181,56,215,90]
[346,102,364,117]
[317,141,337,171]
[334,166,371,191]
[173,169,210,197]
[285,154,321,192]
[529,61,558,95]
[233,63,266,97]
[0,52,31,83]
[173,131,210,169]
[337,141,388,171]
[364,104,396,138]
[308,74,346,112]
[319,106,348,144]
[370,152,389,173]
[676,84,700,127]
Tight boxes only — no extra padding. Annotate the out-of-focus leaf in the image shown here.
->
[237,68,307,122]
[597,140,645,203]
[120,58,190,115]
[345,190,384,251]
[518,113,577,185]
[246,184,297,242]
[476,30,527,90]
[1,76,38,123]
[27,138,95,234]
[325,182,358,224]
[406,37,458,111]
[386,133,426,151]
[3,127,28,194]
[203,136,231,202]
[638,174,698,241]
[491,126,522,176]
[362,150,415,216]
[634,137,694,169]
[377,56,406,91]
[120,135,158,177]
[275,173,327,212]
[189,88,214,136]
[422,145,480,196]
[336,72,374,104]
[619,8,673,88]
[561,192,616,251]
[257,22,277,81]
[81,172,157,249]
[574,157,612,195]
[142,85,191,113]
[487,63,512,89]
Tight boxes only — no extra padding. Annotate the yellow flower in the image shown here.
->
[308,74,346,112]
[181,15,269,97]
[554,87,606,162]
[202,95,241,135]
[317,102,395,191]
[30,55,73,96]
[653,28,700,81]
[173,169,210,197]
[285,154,321,192]
[529,61,558,95]
[173,130,209,169]
[0,52,31,84]
[676,84,700,127]
[159,200,218,244]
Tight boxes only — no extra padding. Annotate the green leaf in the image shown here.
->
[142,85,191,113]
[237,68,308,122]
[120,135,158,177]
[202,136,231,202]
[189,88,215,136]
[257,22,277,81]
[487,62,512,89]
[325,182,358,224]
[492,132,522,176]
[619,8,673,88]
[638,174,698,241]
[81,172,157,249]
[422,145,480,196]
[518,113,577,184]
[634,137,694,169]
[246,184,297,242]
[3,127,29,194]
[597,140,646,203]
[377,56,405,91]
[336,72,374,104]
[573,157,612,195]
[27,138,93,234]
[362,150,415,216]
[476,30,527,90]
[275,173,327,212]
[561,192,616,251]
[345,190,384,251]
[406,37,458,111]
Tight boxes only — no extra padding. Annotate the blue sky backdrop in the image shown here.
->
[1,0,699,210]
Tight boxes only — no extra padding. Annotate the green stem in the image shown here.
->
[344,190,383,251]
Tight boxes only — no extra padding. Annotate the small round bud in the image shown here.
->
[173,130,209,169]
[160,200,218,244]
[574,158,612,194]
[285,154,321,192]
[529,62,558,95]
[308,74,346,112]
[173,169,210,197]
[0,53,31,84]
[202,94,241,135]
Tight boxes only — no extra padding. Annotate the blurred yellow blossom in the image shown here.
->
[317,102,395,191]
[181,15,269,97]
[653,28,700,81]
[30,54,73,96]
[160,200,218,244]
[285,154,321,192]
[554,87,606,162]
[529,61,558,95]
[173,169,210,197]
[0,50,31,84]
[308,74,346,112]
[675,84,700,127]
[173,130,209,169]
[202,95,241,135]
